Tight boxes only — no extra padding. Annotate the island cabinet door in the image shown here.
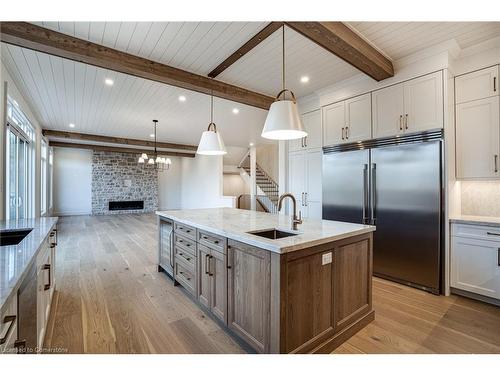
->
[284,245,335,353]
[333,236,372,333]
[197,246,211,309]
[227,240,271,353]
[210,249,227,324]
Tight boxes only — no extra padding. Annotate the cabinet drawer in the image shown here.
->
[0,294,18,353]
[174,233,196,254]
[174,245,196,270]
[174,222,196,240]
[174,260,195,296]
[452,223,500,242]
[198,230,225,253]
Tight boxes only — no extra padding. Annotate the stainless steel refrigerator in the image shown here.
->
[322,130,444,294]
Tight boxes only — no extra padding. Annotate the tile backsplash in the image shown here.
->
[461,181,500,217]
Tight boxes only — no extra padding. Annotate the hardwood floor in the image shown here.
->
[44,214,500,354]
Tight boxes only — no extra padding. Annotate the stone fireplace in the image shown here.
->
[91,151,158,215]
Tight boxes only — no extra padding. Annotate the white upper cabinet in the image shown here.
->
[345,94,372,142]
[456,96,500,179]
[303,110,322,149]
[372,71,443,138]
[404,71,444,133]
[289,109,322,151]
[372,83,405,138]
[322,101,345,147]
[323,94,371,147]
[455,65,499,104]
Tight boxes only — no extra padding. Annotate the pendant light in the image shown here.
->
[197,89,227,155]
[261,25,307,140]
[138,120,171,171]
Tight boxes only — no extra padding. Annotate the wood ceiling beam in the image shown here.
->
[0,22,274,109]
[285,22,394,81]
[49,141,195,158]
[208,22,284,78]
[42,129,197,151]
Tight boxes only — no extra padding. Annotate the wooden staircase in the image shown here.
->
[241,163,279,213]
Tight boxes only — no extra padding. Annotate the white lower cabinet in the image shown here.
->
[36,231,56,349]
[0,294,18,354]
[288,148,322,219]
[451,223,500,301]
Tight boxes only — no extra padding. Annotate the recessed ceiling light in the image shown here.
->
[249,142,254,147]
[178,95,186,102]
[232,108,240,114]
[69,123,75,128]
[105,78,114,86]
[150,134,155,138]
[300,76,310,83]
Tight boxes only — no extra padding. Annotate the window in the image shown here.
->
[6,96,35,220]
[41,139,48,216]
[49,147,54,211]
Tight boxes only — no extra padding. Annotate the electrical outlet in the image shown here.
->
[322,252,332,265]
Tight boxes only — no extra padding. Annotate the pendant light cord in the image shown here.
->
[210,89,214,124]
[282,24,285,99]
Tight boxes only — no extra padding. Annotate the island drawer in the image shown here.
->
[174,260,195,296]
[198,230,226,253]
[174,222,196,240]
[174,233,197,255]
[174,246,196,270]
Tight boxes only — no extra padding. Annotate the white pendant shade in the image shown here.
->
[166,158,172,165]
[141,153,148,159]
[261,99,306,140]
[197,126,227,155]
[138,157,145,163]
[155,155,162,163]
[148,158,154,165]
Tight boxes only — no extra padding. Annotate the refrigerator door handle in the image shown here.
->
[363,164,369,224]
[371,163,377,225]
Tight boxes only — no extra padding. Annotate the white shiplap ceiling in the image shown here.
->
[346,22,500,61]
[1,44,269,147]
[3,22,500,147]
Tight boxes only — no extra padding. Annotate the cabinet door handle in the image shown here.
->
[0,315,16,345]
[304,136,307,148]
[341,127,345,140]
[498,248,500,267]
[43,264,51,291]
[495,155,498,173]
[494,76,497,92]
[209,255,214,276]
[301,192,305,206]
[345,126,349,139]
[205,254,210,275]
[487,231,500,236]
[405,114,409,130]
[399,115,403,130]
[305,192,308,206]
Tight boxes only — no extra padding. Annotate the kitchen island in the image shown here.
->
[156,208,375,354]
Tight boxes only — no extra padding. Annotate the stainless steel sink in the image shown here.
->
[0,228,33,246]
[247,228,299,240]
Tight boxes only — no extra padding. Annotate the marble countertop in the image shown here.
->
[450,215,500,227]
[0,217,58,310]
[156,208,375,254]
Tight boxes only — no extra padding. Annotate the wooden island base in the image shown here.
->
[158,212,374,354]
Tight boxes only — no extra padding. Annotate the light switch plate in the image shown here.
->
[322,252,332,265]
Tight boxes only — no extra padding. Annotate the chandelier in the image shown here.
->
[138,120,172,171]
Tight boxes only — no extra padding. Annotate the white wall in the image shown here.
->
[158,156,182,210]
[180,154,231,209]
[223,174,248,197]
[53,147,92,216]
